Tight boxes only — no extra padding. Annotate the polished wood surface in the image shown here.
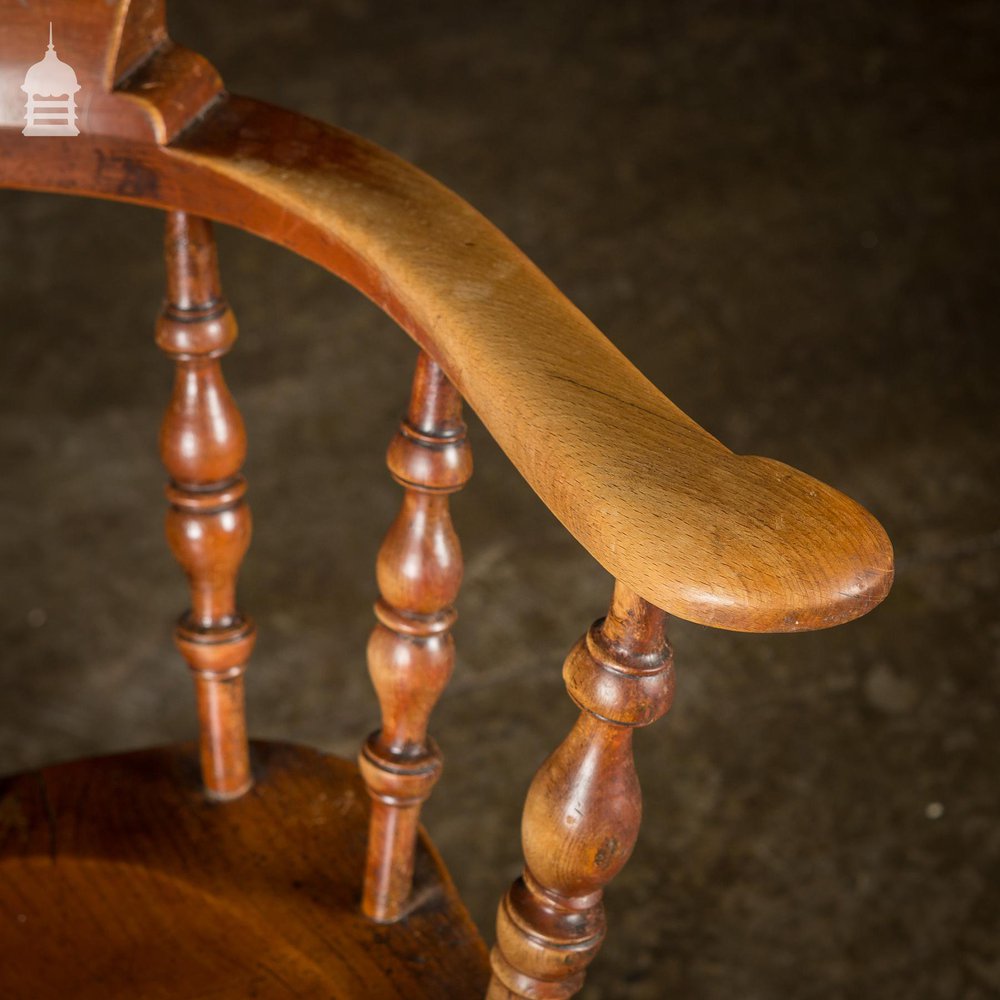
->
[0,0,894,633]
[0,741,489,998]
[158,211,255,800]
[1,2,896,996]
[360,352,472,922]
[488,583,675,998]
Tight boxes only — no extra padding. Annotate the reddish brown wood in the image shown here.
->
[157,210,255,800]
[359,352,472,922]
[0,741,490,998]
[488,582,675,999]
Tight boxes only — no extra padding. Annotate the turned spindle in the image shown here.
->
[157,211,255,801]
[359,352,472,922]
[488,582,675,999]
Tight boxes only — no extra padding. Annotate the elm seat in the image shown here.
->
[0,742,489,998]
[0,2,893,998]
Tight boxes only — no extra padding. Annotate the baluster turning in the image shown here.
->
[488,582,675,999]
[157,211,255,801]
[359,352,472,922]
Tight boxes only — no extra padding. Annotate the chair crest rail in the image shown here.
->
[0,0,893,632]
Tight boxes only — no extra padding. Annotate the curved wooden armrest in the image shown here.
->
[0,13,892,633]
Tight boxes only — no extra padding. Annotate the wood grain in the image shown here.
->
[0,0,894,633]
[0,741,490,998]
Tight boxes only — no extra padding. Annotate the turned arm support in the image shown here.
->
[488,582,676,999]
[0,1,893,633]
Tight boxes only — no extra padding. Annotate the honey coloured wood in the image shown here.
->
[489,583,675,999]
[0,0,894,635]
[360,352,472,922]
[157,211,255,800]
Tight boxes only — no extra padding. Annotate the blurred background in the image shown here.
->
[0,2,997,996]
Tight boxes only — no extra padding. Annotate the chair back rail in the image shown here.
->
[0,1,893,634]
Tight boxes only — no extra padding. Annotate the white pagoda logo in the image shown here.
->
[21,23,81,137]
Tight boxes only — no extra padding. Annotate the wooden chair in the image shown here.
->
[0,3,893,997]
